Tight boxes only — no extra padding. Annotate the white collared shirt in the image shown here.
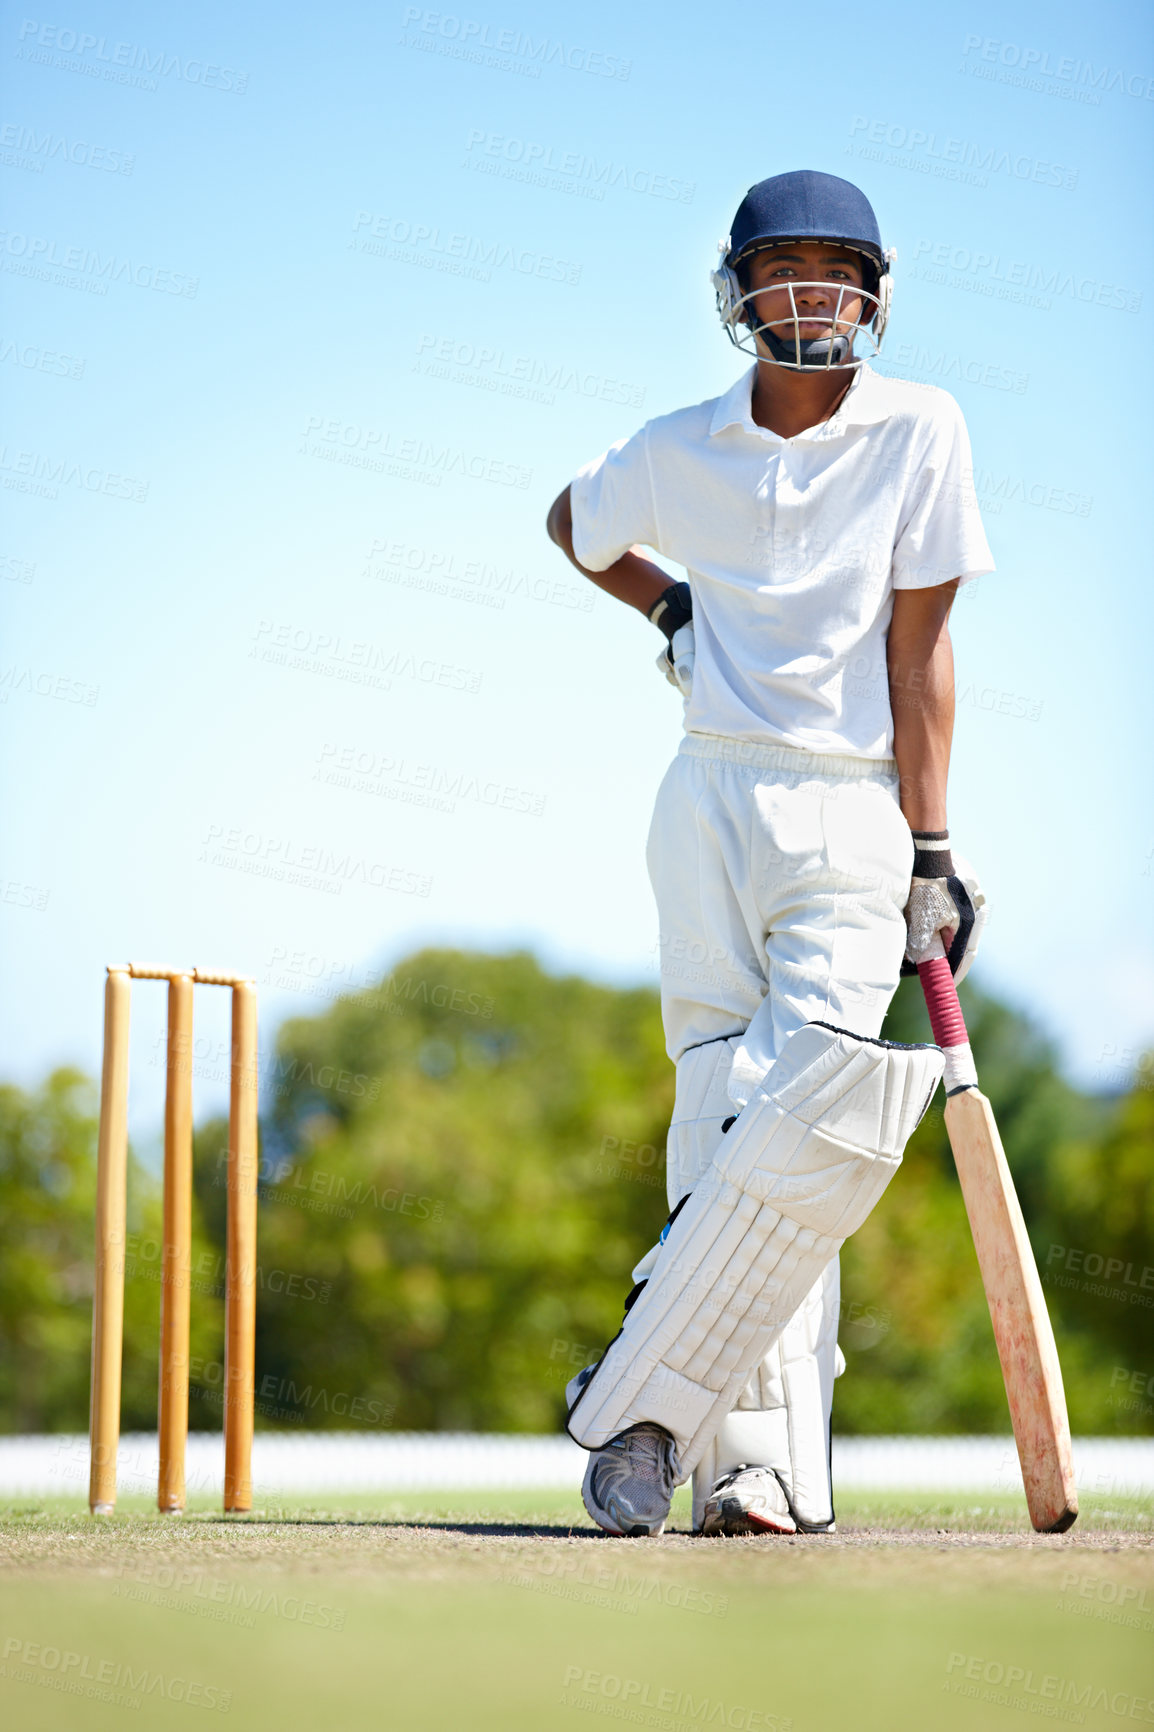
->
[570,363,994,760]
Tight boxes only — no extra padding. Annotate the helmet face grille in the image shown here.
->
[710,267,892,371]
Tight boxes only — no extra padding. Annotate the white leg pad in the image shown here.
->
[569,1023,942,1475]
[673,1039,843,1530]
[691,1255,843,1531]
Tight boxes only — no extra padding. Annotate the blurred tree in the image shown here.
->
[0,1069,98,1434]
[1034,1064,1154,1429]
[198,950,674,1432]
[837,975,1137,1434]
[0,1068,221,1435]
[1,954,1149,1438]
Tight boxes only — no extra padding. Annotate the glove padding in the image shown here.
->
[656,621,694,699]
[902,851,987,984]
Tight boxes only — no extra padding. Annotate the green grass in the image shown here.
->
[2,1490,1152,1732]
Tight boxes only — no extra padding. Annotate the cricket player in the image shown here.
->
[545,171,993,1538]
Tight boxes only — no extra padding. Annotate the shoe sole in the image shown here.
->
[700,1495,797,1537]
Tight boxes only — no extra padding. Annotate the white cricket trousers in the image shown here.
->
[645,731,913,1526]
[648,731,913,1098]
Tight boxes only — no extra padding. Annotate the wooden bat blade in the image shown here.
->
[944,1087,1078,1533]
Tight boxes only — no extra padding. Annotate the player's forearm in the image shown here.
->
[888,629,955,832]
[546,485,669,616]
[578,548,672,615]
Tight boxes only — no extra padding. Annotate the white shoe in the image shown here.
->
[699,1464,798,1536]
[581,1424,680,1537]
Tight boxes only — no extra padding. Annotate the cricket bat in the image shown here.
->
[917,938,1078,1533]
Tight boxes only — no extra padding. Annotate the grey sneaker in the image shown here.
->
[582,1424,680,1537]
[700,1465,798,1537]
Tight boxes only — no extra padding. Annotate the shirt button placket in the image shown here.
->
[773,448,788,563]
[755,448,778,575]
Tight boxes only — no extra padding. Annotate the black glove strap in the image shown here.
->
[944,876,975,975]
[647,581,692,644]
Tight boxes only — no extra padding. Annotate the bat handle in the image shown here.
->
[916,934,979,1094]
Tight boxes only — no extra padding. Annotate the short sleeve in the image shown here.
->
[891,395,994,590]
[569,426,659,572]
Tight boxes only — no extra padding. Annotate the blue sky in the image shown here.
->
[2,0,1151,1138]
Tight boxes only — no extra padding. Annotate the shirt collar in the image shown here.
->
[707,361,895,440]
[707,366,761,437]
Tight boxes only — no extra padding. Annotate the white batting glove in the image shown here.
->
[648,581,695,701]
[904,879,958,959]
[656,622,695,698]
[902,832,988,984]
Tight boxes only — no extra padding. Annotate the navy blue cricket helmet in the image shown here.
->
[712,170,894,370]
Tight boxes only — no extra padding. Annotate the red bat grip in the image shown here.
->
[917,954,969,1049]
